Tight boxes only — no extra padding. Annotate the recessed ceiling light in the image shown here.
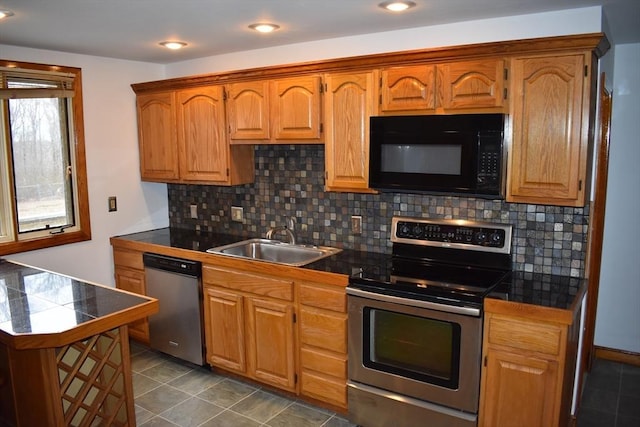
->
[159,41,187,50]
[0,10,15,19]
[379,1,416,12]
[248,23,280,33]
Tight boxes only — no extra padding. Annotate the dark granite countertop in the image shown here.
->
[0,259,157,348]
[113,227,585,312]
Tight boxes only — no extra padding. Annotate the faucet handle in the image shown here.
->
[287,216,296,231]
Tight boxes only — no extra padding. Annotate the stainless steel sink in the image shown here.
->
[206,238,342,266]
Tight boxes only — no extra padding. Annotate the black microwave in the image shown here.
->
[369,114,506,198]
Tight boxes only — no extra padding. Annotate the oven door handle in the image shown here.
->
[346,287,481,317]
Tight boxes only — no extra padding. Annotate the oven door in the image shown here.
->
[347,287,483,414]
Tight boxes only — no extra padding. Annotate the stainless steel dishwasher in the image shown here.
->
[143,253,204,365]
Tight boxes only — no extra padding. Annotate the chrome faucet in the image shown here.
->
[266,216,297,244]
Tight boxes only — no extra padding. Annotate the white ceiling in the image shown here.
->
[0,0,638,64]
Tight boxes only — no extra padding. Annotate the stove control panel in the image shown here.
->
[392,217,512,254]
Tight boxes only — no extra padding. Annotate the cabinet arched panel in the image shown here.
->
[381,65,436,112]
[227,81,270,140]
[508,54,588,206]
[272,76,322,140]
[177,87,229,182]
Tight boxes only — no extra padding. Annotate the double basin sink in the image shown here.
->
[207,238,342,267]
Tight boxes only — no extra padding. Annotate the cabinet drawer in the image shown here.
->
[113,249,143,270]
[203,266,293,301]
[300,347,346,379]
[300,370,347,408]
[299,283,346,313]
[299,306,347,354]
[487,315,562,356]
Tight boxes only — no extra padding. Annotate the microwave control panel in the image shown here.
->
[476,131,503,189]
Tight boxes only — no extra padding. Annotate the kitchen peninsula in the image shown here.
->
[0,259,158,427]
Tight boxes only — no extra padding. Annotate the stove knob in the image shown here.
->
[474,231,487,244]
[489,232,503,245]
[399,224,411,237]
[412,224,423,238]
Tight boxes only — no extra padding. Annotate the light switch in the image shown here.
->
[108,196,117,212]
[352,215,362,235]
[190,204,198,219]
[231,206,243,222]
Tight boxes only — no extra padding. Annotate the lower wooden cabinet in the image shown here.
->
[113,248,150,343]
[202,265,297,393]
[479,307,580,427]
[202,265,348,408]
[203,287,246,372]
[298,282,348,409]
[246,297,296,390]
[481,348,559,426]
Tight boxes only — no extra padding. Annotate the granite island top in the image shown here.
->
[112,227,586,313]
[0,258,158,350]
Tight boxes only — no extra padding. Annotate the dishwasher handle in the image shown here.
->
[143,253,201,277]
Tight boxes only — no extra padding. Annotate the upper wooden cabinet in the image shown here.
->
[436,59,507,112]
[507,53,592,206]
[136,91,179,181]
[226,80,270,140]
[380,59,507,114]
[227,76,322,143]
[380,65,436,112]
[177,86,239,183]
[324,70,379,192]
[136,86,254,185]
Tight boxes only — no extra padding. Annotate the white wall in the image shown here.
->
[166,7,602,77]
[595,43,640,353]
[1,45,168,286]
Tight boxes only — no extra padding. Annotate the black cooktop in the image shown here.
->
[348,217,514,308]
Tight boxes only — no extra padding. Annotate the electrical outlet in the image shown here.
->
[231,206,244,222]
[351,215,362,235]
[108,196,117,212]
[190,204,198,219]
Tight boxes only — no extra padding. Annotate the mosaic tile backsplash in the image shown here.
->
[168,145,588,277]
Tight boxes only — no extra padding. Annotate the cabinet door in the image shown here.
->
[436,59,506,111]
[136,92,179,181]
[508,53,590,206]
[176,86,230,183]
[271,76,322,141]
[203,287,246,373]
[479,349,559,427]
[245,297,296,391]
[324,71,378,192]
[227,81,270,141]
[114,267,149,343]
[380,65,436,112]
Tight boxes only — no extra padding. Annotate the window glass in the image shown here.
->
[8,79,75,233]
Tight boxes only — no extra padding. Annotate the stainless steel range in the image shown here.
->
[347,217,513,427]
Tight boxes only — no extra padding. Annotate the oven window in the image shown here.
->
[381,144,462,175]
[363,308,461,389]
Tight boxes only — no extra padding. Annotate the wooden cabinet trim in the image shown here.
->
[113,248,144,271]
[299,306,347,354]
[203,265,294,301]
[487,315,564,356]
[299,283,346,313]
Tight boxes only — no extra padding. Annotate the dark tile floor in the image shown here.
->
[577,358,640,427]
[130,342,356,427]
